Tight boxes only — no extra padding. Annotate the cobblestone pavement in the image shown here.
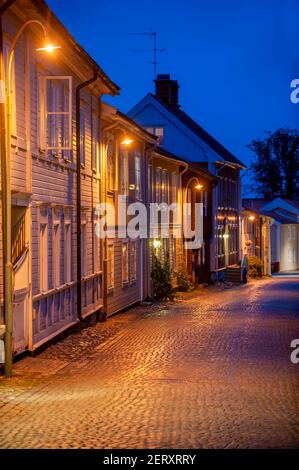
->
[0,279,298,448]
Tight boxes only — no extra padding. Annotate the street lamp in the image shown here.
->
[2,20,59,378]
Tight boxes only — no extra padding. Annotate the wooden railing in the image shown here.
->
[12,213,26,266]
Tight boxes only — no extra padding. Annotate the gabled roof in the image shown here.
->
[242,197,299,224]
[8,0,120,96]
[131,93,245,168]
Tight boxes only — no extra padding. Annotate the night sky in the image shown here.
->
[47,0,298,191]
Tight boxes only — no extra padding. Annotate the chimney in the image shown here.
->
[154,74,180,108]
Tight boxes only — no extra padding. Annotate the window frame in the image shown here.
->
[122,241,129,286]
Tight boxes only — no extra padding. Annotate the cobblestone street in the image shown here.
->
[0,279,299,448]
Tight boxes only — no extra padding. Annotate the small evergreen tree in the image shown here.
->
[151,255,175,301]
[176,263,193,292]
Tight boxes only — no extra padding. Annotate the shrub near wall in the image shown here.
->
[151,256,175,301]
[248,255,263,278]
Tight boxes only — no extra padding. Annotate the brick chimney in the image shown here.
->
[154,74,180,108]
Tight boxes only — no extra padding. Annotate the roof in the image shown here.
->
[10,0,120,96]
[242,198,272,211]
[148,93,245,168]
[153,147,217,181]
[242,198,299,224]
[116,111,157,142]
[262,210,298,224]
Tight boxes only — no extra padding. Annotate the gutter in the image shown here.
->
[76,70,98,321]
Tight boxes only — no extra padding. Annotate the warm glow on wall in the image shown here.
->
[195,184,204,190]
[153,239,161,249]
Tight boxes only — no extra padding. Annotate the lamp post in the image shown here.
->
[2,20,59,377]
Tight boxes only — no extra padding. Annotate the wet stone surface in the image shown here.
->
[0,279,298,448]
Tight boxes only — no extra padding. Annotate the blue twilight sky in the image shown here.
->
[47,0,298,188]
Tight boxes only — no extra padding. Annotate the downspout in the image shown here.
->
[76,70,98,321]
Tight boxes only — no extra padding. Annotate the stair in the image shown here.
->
[224,265,242,283]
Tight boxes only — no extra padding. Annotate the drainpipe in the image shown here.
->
[76,70,98,321]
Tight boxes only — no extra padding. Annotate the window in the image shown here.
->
[64,217,71,283]
[162,169,168,203]
[39,207,48,292]
[81,222,86,276]
[107,138,116,191]
[53,213,61,288]
[92,109,99,171]
[3,41,17,135]
[122,242,129,285]
[146,126,164,145]
[171,172,179,203]
[120,149,129,195]
[39,76,72,151]
[171,236,177,273]
[156,167,161,204]
[107,242,114,289]
[288,225,295,241]
[94,214,100,272]
[130,241,137,282]
[80,107,85,165]
[135,152,141,199]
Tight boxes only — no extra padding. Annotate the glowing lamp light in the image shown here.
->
[36,43,61,53]
[249,215,256,221]
[153,239,161,249]
[195,184,204,190]
[120,138,134,145]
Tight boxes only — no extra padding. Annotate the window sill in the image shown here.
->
[122,281,129,288]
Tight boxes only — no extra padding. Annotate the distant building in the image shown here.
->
[128,74,245,279]
[243,198,299,273]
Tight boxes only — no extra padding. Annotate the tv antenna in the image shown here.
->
[129,30,166,79]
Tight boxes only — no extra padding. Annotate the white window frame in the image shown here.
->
[135,152,141,200]
[94,210,100,272]
[39,207,48,293]
[3,41,17,136]
[92,108,99,172]
[107,242,114,289]
[80,106,85,166]
[39,76,72,151]
[64,210,71,283]
[81,219,87,277]
[156,167,161,204]
[122,241,129,285]
[53,221,61,288]
[120,149,129,196]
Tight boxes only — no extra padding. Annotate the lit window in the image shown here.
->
[122,242,129,285]
[107,138,116,191]
[39,76,72,151]
[81,222,86,276]
[53,216,61,288]
[92,109,99,171]
[107,243,114,289]
[64,215,71,283]
[80,107,85,165]
[156,167,161,204]
[120,149,129,195]
[39,207,48,292]
[135,152,141,200]
[130,241,137,282]
[162,169,168,203]
[4,41,17,135]
[145,127,164,145]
